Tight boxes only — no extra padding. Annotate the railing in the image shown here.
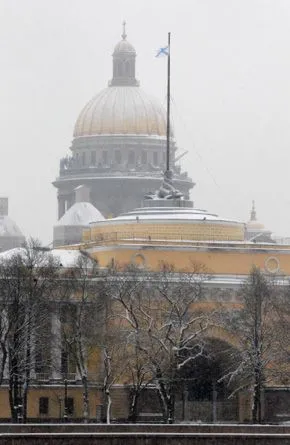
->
[57,167,190,181]
[35,373,77,382]
[35,373,50,381]
[89,231,245,245]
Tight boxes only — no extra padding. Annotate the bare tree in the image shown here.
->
[104,264,153,422]
[221,266,286,423]
[0,239,60,422]
[58,254,105,422]
[107,262,211,423]
[102,329,129,424]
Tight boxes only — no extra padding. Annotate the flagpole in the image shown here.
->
[166,32,171,173]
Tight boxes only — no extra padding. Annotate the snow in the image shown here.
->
[50,249,83,267]
[0,247,84,268]
[56,202,104,227]
[90,207,242,226]
[0,247,26,260]
[0,216,24,237]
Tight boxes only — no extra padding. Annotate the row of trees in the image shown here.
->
[0,240,289,423]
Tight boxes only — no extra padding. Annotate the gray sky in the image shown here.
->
[1,0,290,244]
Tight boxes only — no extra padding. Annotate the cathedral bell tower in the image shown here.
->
[110,21,139,87]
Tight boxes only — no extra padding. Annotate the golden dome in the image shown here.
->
[74,86,167,138]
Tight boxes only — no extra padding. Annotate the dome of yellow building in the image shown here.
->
[73,86,167,137]
[83,201,245,249]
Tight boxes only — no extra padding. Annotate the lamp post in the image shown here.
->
[63,378,68,422]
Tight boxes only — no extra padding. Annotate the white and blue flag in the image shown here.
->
[156,46,169,57]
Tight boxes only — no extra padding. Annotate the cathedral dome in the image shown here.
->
[74,86,167,137]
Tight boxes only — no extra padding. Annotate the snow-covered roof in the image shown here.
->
[90,206,242,226]
[0,216,24,237]
[50,249,85,267]
[0,247,86,269]
[56,202,104,227]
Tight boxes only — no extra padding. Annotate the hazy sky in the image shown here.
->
[1,0,290,244]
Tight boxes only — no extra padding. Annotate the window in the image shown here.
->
[102,151,108,164]
[90,151,96,165]
[128,150,135,164]
[141,150,147,165]
[67,397,74,415]
[39,397,49,415]
[153,151,158,165]
[115,150,122,164]
[82,152,86,166]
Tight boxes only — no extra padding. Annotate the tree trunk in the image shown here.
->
[167,393,175,424]
[9,379,17,422]
[156,378,175,424]
[252,369,262,424]
[105,389,111,424]
[23,327,31,423]
[128,389,139,423]
[81,374,89,422]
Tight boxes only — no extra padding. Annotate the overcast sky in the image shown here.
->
[1,0,290,244]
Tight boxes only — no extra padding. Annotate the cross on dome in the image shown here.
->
[250,200,257,221]
[122,20,127,40]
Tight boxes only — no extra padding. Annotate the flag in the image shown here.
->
[156,46,169,57]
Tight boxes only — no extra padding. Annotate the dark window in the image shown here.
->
[39,397,49,415]
[90,151,96,165]
[67,397,74,415]
[60,304,77,323]
[153,151,158,165]
[128,150,135,164]
[141,151,147,165]
[102,151,108,164]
